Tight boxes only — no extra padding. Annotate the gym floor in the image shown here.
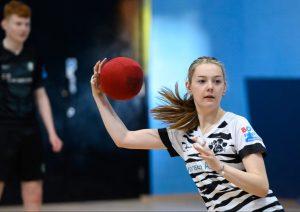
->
[0,194,299,211]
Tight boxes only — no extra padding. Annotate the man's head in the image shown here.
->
[2,1,31,44]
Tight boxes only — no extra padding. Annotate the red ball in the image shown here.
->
[99,57,144,100]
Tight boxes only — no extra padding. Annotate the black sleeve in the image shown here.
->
[32,50,46,90]
[238,143,267,159]
[158,128,179,157]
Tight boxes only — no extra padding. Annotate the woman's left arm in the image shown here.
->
[222,153,269,197]
[193,142,269,197]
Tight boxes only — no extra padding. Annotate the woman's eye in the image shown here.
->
[215,80,222,84]
[198,80,205,83]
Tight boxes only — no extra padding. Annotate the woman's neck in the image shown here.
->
[197,108,225,134]
[3,37,23,55]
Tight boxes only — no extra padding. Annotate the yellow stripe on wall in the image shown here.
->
[141,0,151,74]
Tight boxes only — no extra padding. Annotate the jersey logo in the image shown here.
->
[1,72,11,81]
[42,68,48,79]
[1,64,10,70]
[41,163,46,173]
[208,138,227,153]
[1,72,32,84]
[241,126,260,142]
[27,61,34,72]
[182,135,193,152]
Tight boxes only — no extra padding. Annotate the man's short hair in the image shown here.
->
[3,0,31,19]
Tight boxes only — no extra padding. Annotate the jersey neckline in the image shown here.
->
[1,40,25,57]
[196,111,231,137]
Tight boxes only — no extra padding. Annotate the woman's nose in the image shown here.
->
[207,81,213,90]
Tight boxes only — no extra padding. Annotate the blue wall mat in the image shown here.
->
[247,79,300,198]
[148,0,209,194]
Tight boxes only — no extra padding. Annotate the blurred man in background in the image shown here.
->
[0,1,63,210]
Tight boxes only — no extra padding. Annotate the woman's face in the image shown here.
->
[186,63,226,111]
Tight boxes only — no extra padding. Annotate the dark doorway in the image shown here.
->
[247,78,300,198]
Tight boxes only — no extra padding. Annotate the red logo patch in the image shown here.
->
[241,127,247,133]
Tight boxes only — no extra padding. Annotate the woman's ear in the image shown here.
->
[223,82,227,96]
[185,81,192,94]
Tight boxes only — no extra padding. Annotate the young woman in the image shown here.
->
[90,57,284,211]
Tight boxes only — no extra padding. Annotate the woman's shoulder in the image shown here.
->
[224,112,251,127]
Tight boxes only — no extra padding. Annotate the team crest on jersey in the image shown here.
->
[1,64,10,70]
[182,135,194,152]
[241,126,260,142]
[27,61,34,72]
[41,163,46,173]
[209,139,227,153]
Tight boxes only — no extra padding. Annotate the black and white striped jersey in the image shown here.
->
[158,112,284,211]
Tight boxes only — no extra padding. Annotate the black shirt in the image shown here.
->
[0,43,44,126]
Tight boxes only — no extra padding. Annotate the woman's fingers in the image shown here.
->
[191,136,206,146]
[91,59,108,95]
[98,58,107,74]
[92,60,104,88]
[193,143,211,156]
[190,136,197,142]
[93,61,100,74]
[191,136,209,156]
[92,58,107,80]
[91,75,96,83]
[198,154,211,160]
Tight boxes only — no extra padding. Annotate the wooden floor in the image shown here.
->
[0,194,299,211]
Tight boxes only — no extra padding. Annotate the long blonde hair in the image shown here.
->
[151,56,226,132]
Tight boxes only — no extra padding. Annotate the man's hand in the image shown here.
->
[49,133,63,153]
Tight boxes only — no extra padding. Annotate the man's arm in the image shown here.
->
[35,87,63,152]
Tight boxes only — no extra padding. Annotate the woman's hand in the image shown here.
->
[91,58,107,96]
[192,137,223,172]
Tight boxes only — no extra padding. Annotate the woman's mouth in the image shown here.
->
[204,95,215,99]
